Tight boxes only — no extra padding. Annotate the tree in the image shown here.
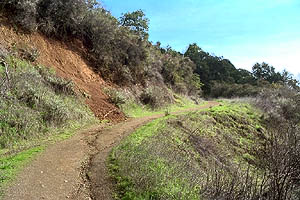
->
[37,0,87,37]
[184,43,211,94]
[184,43,246,95]
[281,69,299,89]
[119,9,149,40]
[252,62,282,83]
[234,69,255,84]
[252,62,299,89]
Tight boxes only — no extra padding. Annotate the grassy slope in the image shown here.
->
[109,102,267,199]
[0,56,202,196]
[0,56,98,195]
[121,94,204,118]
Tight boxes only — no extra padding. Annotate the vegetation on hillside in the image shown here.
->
[0,43,98,194]
[1,1,300,200]
[0,51,97,150]
[2,0,297,101]
[184,43,299,96]
[109,90,300,199]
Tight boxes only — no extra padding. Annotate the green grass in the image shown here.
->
[109,102,268,199]
[121,95,204,118]
[108,116,172,199]
[0,55,100,197]
[0,146,44,196]
[0,56,98,149]
[0,119,99,198]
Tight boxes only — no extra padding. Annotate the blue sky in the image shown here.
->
[101,0,300,78]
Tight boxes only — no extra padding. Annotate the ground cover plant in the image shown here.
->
[109,100,300,199]
[0,56,97,149]
[121,93,203,118]
[0,146,44,196]
[103,86,203,118]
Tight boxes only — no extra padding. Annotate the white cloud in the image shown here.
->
[223,39,300,76]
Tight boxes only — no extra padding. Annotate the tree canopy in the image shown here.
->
[1,1,298,98]
[120,9,149,40]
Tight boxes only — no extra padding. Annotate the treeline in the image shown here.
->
[184,43,299,97]
[1,0,298,99]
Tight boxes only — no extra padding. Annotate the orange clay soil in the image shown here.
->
[0,17,125,122]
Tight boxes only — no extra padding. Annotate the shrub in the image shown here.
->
[10,43,40,62]
[1,0,203,95]
[0,56,96,148]
[140,86,173,109]
[161,50,202,96]
[103,87,126,108]
[0,99,42,148]
[253,86,300,199]
[2,0,39,31]
[210,81,262,98]
[37,0,87,37]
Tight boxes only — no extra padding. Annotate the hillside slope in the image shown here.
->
[2,101,218,200]
[108,102,270,199]
[0,17,125,122]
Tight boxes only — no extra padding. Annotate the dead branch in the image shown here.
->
[0,59,11,98]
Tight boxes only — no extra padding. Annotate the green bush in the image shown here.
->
[160,48,202,96]
[0,0,203,96]
[1,0,39,31]
[140,86,173,109]
[210,81,262,98]
[103,87,126,108]
[10,43,40,62]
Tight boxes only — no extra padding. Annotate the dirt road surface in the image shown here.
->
[3,102,218,200]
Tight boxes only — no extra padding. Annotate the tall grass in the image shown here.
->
[121,94,203,118]
[0,56,97,149]
[108,103,271,199]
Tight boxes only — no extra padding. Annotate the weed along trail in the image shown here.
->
[87,101,219,200]
[2,125,105,200]
[3,102,218,200]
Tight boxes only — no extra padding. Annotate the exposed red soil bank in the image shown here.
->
[0,17,125,122]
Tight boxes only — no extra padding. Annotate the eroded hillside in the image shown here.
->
[0,17,125,122]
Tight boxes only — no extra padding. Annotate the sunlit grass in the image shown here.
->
[0,119,99,197]
[121,95,204,118]
[109,102,266,199]
[0,146,44,196]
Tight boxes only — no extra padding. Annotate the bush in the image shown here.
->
[0,56,96,148]
[0,99,42,148]
[1,0,203,95]
[2,0,39,31]
[37,0,88,37]
[253,86,300,199]
[140,86,173,109]
[210,81,262,98]
[160,49,202,96]
[10,42,40,62]
[103,87,126,108]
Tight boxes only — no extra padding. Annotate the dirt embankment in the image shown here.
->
[0,17,125,122]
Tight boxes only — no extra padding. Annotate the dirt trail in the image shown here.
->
[3,102,218,200]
